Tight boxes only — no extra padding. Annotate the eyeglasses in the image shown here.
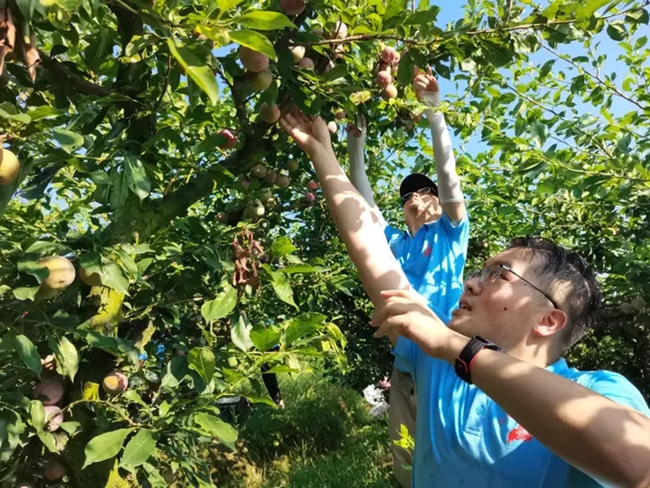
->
[401,187,437,205]
[466,264,560,310]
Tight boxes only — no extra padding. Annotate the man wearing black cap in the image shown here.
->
[346,67,468,487]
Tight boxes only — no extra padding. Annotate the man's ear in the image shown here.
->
[534,308,568,338]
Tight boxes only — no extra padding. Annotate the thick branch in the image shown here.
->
[39,51,112,97]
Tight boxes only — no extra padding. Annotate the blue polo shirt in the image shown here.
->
[393,337,650,487]
[385,213,469,371]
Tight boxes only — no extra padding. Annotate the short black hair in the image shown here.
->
[508,236,602,353]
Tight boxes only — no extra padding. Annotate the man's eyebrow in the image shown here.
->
[483,258,513,268]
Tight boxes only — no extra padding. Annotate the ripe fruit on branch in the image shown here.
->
[238,47,269,72]
[265,169,278,185]
[327,121,337,134]
[216,212,228,223]
[382,84,398,100]
[620,302,635,315]
[631,297,646,310]
[44,460,67,481]
[252,164,268,178]
[376,70,392,88]
[34,381,65,406]
[37,257,75,299]
[280,0,306,16]
[305,192,316,203]
[335,111,346,120]
[44,405,63,432]
[259,188,273,202]
[259,103,281,124]
[380,46,400,65]
[286,160,299,172]
[241,180,251,191]
[217,129,237,149]
[250,69,273,91]
[323,60,335,73]
[307,180,318,190]
[102,371,128,395]
[297,57,314,70]
[276,174,290,188]
[0,148,20,185]
[290,46,305,63]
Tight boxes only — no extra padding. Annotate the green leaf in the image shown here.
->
[52,128,85,153]
[0,107,31,124]
[102,262,130,295]
[12,286,41,301]
[80,252,103,276]
[271,277,298,309]
[625,8,649,24]
[120,429,157,468]
[217,0,243,13]
[124,155,151,201]
[30,400,45,431]
[322,64,348,82]
[83,428,134,469]
[37,431,58,453]
[51,336,79,382]
[270,236,297,257]
[280,265,327,274]
[14,335,42,374]
[195,25,231,47]
[166,38,219,105]
[235,11,296,31]
[250,324,281,351]
[109,170,129,210]
[606,21,627,41]
[161,356,188,389]
[59,421,82,435]
[201,285,238,321]
[187,347,215,385]
[283,313,326,346]
[194,412,237,450]
[229,30,277,60]
[231,312,253,352]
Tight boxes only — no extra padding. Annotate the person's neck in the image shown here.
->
[406,214,435,236]
[508,342,561,369]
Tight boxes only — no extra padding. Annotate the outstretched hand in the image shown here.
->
[370,289,451,358]
[346,114,366,139]
[280,109,333,158]
[413,66,440,107]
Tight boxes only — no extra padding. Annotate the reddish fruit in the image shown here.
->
[335,111,346,120]
[265,169,278,185]
[307,180,318,191]
[216,212,228,223]
[217,129,237,149]
[323,60,335,73]
[327,121,337,134]
[102,371,128,395]
[280,0,306,16]
[238,47,269,73]
[380,46,400,65]
[34,381,65,406]
[286,160,299,172]
[252,164,268,178]
[44,405,63,432]
[241,180,251,191]
[259,103,281,124]
[290,46,305,63]
[276,175,290,188]
[305,192,316,202]
[376,70,392,88]
[297,57,315,70]
[250,69,273,91]
[330,21,348,39]
[44,460,67,481]
[382,84,398,100]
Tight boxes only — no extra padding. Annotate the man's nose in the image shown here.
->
[464,276,480,294]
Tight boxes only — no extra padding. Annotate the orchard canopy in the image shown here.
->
[1,0,649,485]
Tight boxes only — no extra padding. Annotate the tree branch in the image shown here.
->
[38,51,112,97]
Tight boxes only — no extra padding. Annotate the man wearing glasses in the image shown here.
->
[279,101,650,486]
[347,67,468,487]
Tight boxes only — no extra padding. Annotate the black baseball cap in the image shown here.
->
[400,173,438,200]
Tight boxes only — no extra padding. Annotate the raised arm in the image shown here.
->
[280,110,410,345]
[413,67,466,224]
[346,117,387,228]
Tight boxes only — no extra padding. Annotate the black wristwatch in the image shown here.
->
[455,335,502,384]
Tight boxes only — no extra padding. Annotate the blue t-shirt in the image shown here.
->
[393,337,650,487]
[384,213,469,371]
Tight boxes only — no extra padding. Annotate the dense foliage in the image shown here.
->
[1,0,649,486]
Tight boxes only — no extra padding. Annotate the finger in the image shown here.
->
[282,112,299,129]
[413,65,423,77]
[427,65,433,76]
[360,114,366,128]
[297,111,311,125]
[279,117,292,136]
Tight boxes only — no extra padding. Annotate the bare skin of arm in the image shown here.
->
[280,110,410,345]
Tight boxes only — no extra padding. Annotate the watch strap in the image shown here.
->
[455,335,501,384]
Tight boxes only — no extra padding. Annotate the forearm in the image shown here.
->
[425,110,463,204]
[440,334,650,486]
[310,148,410,340]
[347,135,376,207]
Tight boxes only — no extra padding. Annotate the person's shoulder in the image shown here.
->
[559,362,650,414]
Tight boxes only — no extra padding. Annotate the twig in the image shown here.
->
[39,51,112,97]
[62,399,140,427]
[504,0,515,23]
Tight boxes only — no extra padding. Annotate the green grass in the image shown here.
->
[211,371,399,488]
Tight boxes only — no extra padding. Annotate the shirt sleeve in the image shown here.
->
[439,212,469,252]
[384,224,401,247]
[581,371,650,416]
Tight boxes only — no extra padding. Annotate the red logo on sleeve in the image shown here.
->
[423,246,432,257]
[507,425,532,443]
